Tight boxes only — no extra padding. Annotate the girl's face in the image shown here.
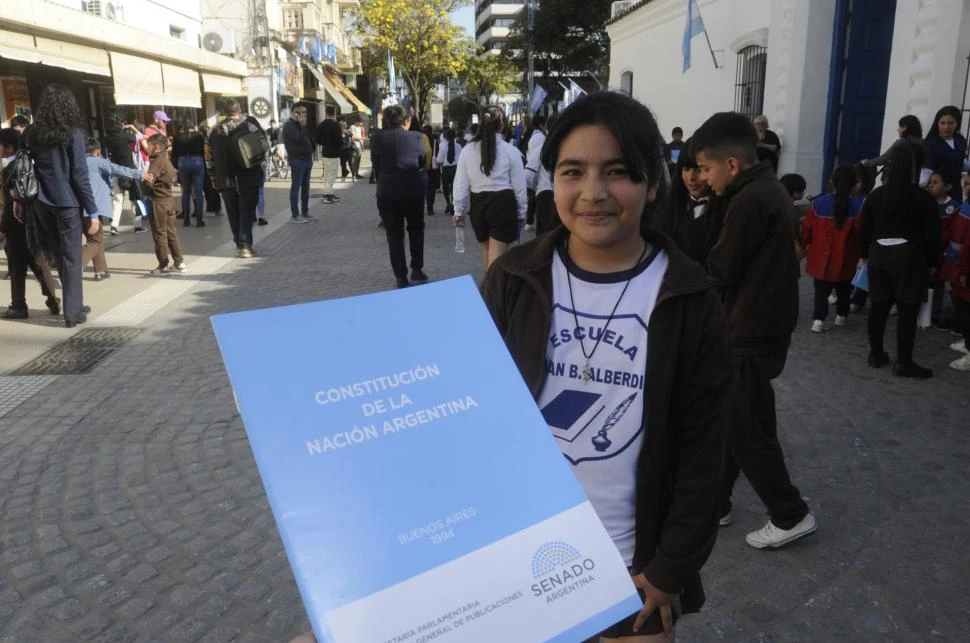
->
[553,123,653,251]
[927,173,950,199]
[681,166,710,199]
[938,115,958,139]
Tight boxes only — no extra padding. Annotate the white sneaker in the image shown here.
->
[950,340,969,354]
[718,511,732,527]
[834,315,848,327]
[174,263,188,273]
[950,354,970,371]
[811,320,829,333]
[746,513,816,549]
[523,224,535,231]
[828,293,837,305]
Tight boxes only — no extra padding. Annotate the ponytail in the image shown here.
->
[475,105,505,176]
[830,164,857,229]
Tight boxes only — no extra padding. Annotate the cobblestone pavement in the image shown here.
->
[1,167,968,642]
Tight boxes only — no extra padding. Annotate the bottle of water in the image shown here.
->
[455,225,465,254]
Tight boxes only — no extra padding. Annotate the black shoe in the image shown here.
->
[257,217,269,226]
[395,277,409,289]
[196,218,206,227]
[81,305,91,314]
[183,217,192,227]
[46,297,60,316]
[892,361,933,379]
[65,313,87,328]
[867,351,890,368]
[410,268,429,283]
[1,306,28,320]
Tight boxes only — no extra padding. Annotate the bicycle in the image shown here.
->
[269,153,289,181]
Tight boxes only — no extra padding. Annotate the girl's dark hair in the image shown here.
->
[653,137,700,234]
[443,127,456,164]
[926,105,961,139]
[474,105,505,176]
[880,142,918,227]
[541,92,667,201]
[382,105,406,129]
[830,164,857,229]
[422,125,439,158]
[32,83,82,146]
[854,162,874,196]
[898,114,922,139]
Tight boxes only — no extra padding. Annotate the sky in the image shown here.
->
[452,5,475,39]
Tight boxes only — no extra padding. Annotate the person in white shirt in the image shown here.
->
[524,114,548,233]
[436,127,463,215]
[453,106,528,271]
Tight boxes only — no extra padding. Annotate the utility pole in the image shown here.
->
[526,0,534,110]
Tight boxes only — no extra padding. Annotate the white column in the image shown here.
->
[765,0,837,193]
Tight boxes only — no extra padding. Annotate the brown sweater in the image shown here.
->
[144,153,176,202]
[706,161,800,354]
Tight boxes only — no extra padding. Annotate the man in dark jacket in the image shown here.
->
[315,112,343,204]
[208,99,265,258]
[282,103,316,223]
[693,112,815,550]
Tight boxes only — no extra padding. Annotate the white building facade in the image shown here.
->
[608,0,970,194]
[476,0,524,52]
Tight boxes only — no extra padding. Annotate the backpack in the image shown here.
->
[228,118,269,170]
[6,147,37,202]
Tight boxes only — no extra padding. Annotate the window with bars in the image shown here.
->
[734,45,767,121]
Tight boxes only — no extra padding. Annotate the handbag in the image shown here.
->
[6,144,37,202]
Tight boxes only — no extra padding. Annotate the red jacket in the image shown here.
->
[799,194,864,282]
[942,200,970,301]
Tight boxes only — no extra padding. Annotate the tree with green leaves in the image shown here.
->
[503,0,612,83]
[354,0,475,124]
[446,94,479,127]
[460,49,521,105]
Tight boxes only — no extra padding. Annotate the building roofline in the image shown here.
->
[605,0,658,27]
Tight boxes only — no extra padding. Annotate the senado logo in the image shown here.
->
[530,541,597,603]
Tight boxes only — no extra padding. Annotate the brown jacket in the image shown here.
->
[144,153,176,203]
[481,226,732,612]
[706,161,800,354]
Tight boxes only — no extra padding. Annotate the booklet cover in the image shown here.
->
[211,276,641,643]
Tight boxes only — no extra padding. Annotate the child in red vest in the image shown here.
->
[942,174,970,370]
[798,165,864,332]
[926,170,960,327]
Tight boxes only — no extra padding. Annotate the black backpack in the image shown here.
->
[227,118,269,170]
[6,145,37,202]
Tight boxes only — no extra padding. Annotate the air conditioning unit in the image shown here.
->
[202,28,237,56]
[82,0,126,22]
[610,0,636,19]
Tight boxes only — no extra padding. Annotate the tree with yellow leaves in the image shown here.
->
[355,0,475,124]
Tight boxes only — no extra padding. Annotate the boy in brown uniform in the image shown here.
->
[144,133,186,276]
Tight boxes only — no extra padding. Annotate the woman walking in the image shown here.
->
[436,127,462,215]
[172,118,207,227]
[22,83,99,327]
[859,145,940,378]
[453,106,527,271]
[371,105,428,288]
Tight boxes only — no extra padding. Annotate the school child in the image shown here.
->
[942,174,970,370]
[0,127,59,319]
[452,106,527,271]
[83,137,148,281]
[798,165,864,332]
[143,134,186,276]
[653,137,723,266]
[926,169,960,327]
[435,128,462,216]
[482,91,731,640]
[693,111,816,548]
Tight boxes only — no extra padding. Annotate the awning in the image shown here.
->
[0,30,110,76]
[110,52,166,106]
[161,63,201,108]
[309,66,351,112]
[322,69,372,116]
[201,73,243,96]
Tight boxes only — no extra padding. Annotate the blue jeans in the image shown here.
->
[288,158,312,217]
[178,155,205,220]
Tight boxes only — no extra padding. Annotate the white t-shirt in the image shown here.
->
[537,244,668,565]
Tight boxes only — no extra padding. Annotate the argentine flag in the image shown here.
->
[682,0,706,73]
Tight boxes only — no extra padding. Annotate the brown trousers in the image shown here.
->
[82,219,108,273]
[149,198,184,267]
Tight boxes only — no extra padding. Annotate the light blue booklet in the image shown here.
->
[211,276,640,643]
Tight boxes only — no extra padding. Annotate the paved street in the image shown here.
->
[0,165,968,642]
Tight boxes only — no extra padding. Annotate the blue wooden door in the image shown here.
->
[823,0,897,186]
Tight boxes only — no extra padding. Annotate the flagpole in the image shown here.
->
[694,0,719,69]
